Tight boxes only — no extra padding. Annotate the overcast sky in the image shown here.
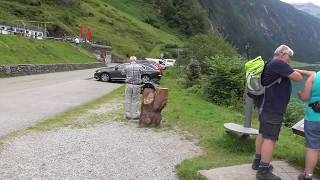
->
[281,0,320,6]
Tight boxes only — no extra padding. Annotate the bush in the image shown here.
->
[164,44,179,49]
[284,99,306,127]
[164,66,185,79]
[143,16,160,28]
[185,59,201,87]
[154,0,209,35]
[203,56,245,106]
[187,33,238,74]
[99,18,107,23]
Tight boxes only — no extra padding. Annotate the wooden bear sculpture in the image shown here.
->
[139,85,168,127]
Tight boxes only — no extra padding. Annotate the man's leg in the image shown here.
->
[132,85,141,119]
[256,134,264,156]
[125,85,133,118]
[261,139,276,163]
[256,112,282,180]
[252,113,264,170]
[252,134,264,170]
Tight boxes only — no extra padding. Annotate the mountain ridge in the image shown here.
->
[292,2,320,19]
[199,0,320,63]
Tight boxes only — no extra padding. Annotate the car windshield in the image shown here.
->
[117,64,128,70]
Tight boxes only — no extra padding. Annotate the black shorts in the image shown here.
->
[259,112,284,141]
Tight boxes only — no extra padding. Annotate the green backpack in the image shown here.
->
[245,56,282,112]
[245,56,265,95]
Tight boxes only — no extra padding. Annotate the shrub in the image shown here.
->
[203,56,245,106]
[284,99,306,127]
[42,0,80,7]
[185,59,201,87]
[164,44,179,49]
[143,16,160,28]
[164,66,185,79]
[154,0,209,35]
[99,18,107,23]
[187,33,238,74]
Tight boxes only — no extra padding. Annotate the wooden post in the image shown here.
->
[139,87,168,127]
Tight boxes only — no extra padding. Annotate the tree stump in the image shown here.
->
[139,87,168,127]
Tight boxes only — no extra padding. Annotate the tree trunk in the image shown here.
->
[139,87,168,127]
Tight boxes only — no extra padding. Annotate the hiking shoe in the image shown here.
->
[298,174,313,180]
[252,159,260,170]
[256,166,281,180]
[252,159,274,171]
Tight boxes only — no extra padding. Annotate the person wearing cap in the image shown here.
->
[252,45,305,180]
[122,56,143,119]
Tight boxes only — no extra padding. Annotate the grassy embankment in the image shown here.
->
[0,0,182,63]
[0,35,95,64]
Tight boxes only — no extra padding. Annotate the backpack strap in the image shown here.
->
[259,77,282,114]
[258,60,282,113]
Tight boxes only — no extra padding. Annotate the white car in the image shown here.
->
[145,58,167,69]
[164,59,176,67]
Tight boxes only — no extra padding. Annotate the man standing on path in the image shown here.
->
[123,56,143,119]
[252,45,305,180]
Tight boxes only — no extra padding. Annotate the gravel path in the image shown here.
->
[0,122,202,179]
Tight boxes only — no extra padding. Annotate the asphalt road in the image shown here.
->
[0,69,122,138]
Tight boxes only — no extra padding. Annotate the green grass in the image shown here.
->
[0,0,183,60]
[161,76,307,180]
[0,35,96,64]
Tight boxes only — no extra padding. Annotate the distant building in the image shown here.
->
[0,24,45,40]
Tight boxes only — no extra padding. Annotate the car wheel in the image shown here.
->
[141,75,151,83]
[100,73,110,82]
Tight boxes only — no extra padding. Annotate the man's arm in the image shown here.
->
[294,69,316,77]
[288,71,304,82]
[273,61,303,82]
[299,72,316,102]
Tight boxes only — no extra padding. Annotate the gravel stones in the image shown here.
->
[0,122,202,179]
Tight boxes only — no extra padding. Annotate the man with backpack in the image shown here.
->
[252,45,307,180]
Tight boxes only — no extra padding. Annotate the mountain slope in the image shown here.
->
[199,0,320,63]
[292,3,320,19]
[0,0,183,59]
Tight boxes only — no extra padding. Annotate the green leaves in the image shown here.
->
[203,56,245,107]
[284,99,306,127]
[154,0,209,35]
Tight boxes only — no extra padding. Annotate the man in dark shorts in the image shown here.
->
[252,45,304,180]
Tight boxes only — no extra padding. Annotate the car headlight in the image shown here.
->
[96,70,101,73]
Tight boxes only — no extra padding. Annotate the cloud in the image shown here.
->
[281,0,320,6]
